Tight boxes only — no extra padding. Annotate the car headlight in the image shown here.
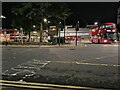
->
[104,40,107,42]
[107,30,111,32]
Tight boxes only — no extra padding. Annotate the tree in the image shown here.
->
[48,3,71,25]
[12,2,51,41]
[11,2,71,42]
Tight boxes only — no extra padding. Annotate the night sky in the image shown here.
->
[2,2,119,28]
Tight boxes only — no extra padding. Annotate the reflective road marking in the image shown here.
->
[75,62,120,67]
[51,60,120,67]
[0,80,110,90]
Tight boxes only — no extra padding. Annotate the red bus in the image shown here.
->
[89,22,117,44]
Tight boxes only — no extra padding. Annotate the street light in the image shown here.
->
[58,22,62,46]
[0,15,6,29]
[20,28,23,44]
[39,18,47,45]
[43,18,47,23]
[63,19,66,44]
[75,21,79,46]
[94,22,98,25]
[0,15,6,19]
[33,25,36,28]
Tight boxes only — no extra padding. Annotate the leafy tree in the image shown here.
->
[12,2,51,41]
[11,2,71,42]
[48,3,71,25]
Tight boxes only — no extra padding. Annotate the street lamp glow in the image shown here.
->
[94,22,98,25]
[33,25,36,28]
[43,18,47,23]
[48,21,50,23]
[0,15,6,19]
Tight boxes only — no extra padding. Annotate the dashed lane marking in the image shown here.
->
[0,80,110,90]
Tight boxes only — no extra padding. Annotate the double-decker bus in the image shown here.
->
[89,22,117,44]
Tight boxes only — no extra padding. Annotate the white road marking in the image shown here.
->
[79,55,118,62]
[103,45,118,47]
[75,62,120,67]
[50,60,120,67]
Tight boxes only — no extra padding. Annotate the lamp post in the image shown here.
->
[58,22,62,46]
[39,23,42,45]
[75,21,79,46]
[20,28,23,44]
[39,18,47,45]
[63,19,66,44]
[4,31,7,46]
[0,15,6,29]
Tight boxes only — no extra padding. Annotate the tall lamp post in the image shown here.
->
[63,19,66,44]
[58,22,62,46]
[39,18,47,45]
[0,15,6,29]
[20,28,23,44]
[75,21,79,46]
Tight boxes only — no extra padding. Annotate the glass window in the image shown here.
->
[105,24,116,28]
[103,33,107,39]
[106,32,117,40]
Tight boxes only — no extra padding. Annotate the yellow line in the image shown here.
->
[0,80,110,90]
[1,83,57,90]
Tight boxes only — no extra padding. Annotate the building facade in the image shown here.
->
[0,29,28,42]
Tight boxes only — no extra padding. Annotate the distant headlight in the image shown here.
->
[114,40,117,42]
[112,30,116,32]
[107,30,111,32]
[104,40,107,42]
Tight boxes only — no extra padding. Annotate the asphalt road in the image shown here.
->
[1,44,119,90]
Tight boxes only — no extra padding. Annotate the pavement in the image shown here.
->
[1,39,119,48]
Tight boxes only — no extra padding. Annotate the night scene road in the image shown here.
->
[1,43,119,90]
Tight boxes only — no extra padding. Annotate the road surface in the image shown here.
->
[1,44,119,90]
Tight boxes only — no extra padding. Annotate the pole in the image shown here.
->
[75,21,79,46]
[4,31,7,47]
[22,29,23,44]
[75,30,77,46]
[40,23,42,46]
[21,28,23,45]
[58,28,60,46]
[64,19,66,44]
[58,22,61,46]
